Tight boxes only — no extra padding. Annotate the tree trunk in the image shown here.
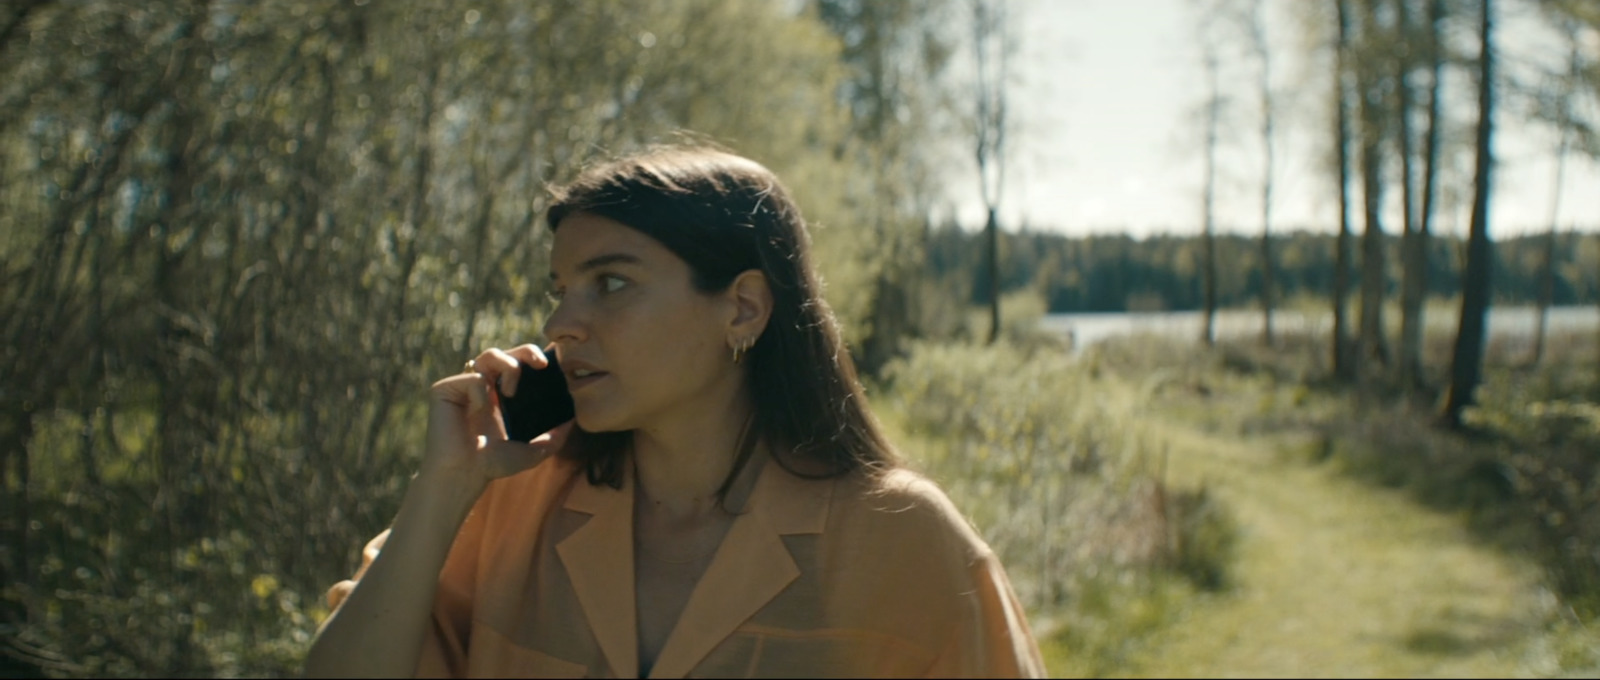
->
[1260,208,1274,346]
[1357,0,1388,368]
[1396,0,1422,387]
[361,57,438,470]
[1202,41,1221,348]
[4,410,34,611]
[459,186,497,358]
[1532,34,1579,366]
[1532,144,1564,366]
[1443,0,1495,428]
[1359,142,1386,366]
[1406,0,1446,388]
[970,0,1010,346]
[986,206,1001,344]
[1253,0,1276,347]
[1333,0,1355,380]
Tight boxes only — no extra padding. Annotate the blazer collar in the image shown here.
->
[556,452,833,679]
[557,464,638,679]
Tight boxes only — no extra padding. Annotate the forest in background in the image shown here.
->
[925,227,1600,312]
[2,0,1599,676]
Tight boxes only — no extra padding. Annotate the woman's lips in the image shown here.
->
[562,362,609,392]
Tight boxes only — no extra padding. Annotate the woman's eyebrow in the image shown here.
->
[549,252,643,280]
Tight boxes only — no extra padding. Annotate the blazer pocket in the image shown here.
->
[472,626,590,678]
[740,628,932,679]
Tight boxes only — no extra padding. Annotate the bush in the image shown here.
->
[878,339,1238,652]
[1169,486,1237,592]
[1465,359,1600,617]
[883,340,1158,605]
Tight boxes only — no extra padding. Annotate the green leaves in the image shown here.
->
[1,0,961,675]
[882,340,1167,607]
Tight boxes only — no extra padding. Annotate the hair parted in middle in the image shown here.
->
[544,146,899,498]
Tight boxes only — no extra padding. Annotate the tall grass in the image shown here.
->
[875,337,1238,675]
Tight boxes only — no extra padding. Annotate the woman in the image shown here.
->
[304,147,1045,678]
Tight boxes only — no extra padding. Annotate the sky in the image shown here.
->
[950,0,1600,239]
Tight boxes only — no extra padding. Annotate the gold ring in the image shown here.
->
[463,359,477,374]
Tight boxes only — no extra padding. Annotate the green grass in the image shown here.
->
[20,317,1594,677]
[1058,331,1600,677]
[873,338,1241,677]
[870,325,1600,677]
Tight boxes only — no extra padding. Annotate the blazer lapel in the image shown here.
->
[646,460,832,679]
[556,469,638,679]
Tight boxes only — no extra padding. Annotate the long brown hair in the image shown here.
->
[545,146,899,492]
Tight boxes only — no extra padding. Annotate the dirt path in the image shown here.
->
[1129,424,1556,678]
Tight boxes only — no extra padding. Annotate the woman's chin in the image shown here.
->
[573,409,628,434]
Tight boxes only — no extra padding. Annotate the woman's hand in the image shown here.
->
[309,344,570,678]
[421,344,572,490]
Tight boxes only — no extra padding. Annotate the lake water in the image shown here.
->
[1040,305,1600,353]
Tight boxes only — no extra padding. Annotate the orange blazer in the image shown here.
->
[326,455,1046,678]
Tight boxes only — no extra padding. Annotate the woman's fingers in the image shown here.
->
[426,373,567,483]
[429,372,484,408]
[460,343,552,438]
[473,345,547,398]
[428,371,503,442]
[497,344,548,397]
[469,380,506,441]
[470,348,516,396]
[480,421,572,479]
[423,346,560,484]
[506,343,549,367]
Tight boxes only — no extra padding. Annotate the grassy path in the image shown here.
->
[1125,418,1556,678]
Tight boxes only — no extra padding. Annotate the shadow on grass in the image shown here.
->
[1396,607,1530,658]
[1402,628,1477,656]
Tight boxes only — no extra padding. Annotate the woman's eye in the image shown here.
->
[601,275,627,293]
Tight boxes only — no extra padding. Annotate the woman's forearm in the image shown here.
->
[303,472,485,679]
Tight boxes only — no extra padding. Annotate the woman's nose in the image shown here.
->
[541,298,585,344]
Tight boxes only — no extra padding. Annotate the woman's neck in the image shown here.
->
[631,382,754,522]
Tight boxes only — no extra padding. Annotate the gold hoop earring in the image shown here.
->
[731,337,753,364]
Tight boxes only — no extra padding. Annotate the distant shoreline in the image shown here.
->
[1041,305,1600,351]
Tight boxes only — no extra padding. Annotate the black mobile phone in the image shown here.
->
[497,356,576,442]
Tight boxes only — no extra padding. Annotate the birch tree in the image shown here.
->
[968,0,1014,345]
[1246,0,1278,346]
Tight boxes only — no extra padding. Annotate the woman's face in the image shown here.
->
[542,212,736,433]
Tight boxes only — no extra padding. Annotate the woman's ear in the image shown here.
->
[726,269,773,342]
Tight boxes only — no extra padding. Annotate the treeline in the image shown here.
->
[926,227,1600,313]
